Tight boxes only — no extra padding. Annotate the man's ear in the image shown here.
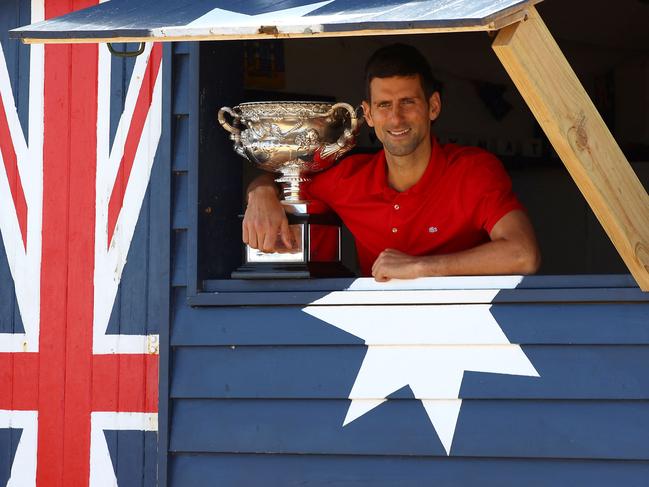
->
[428,92,441,122]
[361,100,374,127]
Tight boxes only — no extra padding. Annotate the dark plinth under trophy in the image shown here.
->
[218,100,362,279]
[231,201,353,279]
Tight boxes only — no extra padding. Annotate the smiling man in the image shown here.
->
[243,43,541,281]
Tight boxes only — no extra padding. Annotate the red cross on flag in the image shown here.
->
[0,1,162,485]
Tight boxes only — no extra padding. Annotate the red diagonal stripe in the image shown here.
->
[107,43,162,247]
[0,94,28,248]
[92,354,159,412]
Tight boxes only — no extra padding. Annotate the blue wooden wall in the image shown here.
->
[163,41,649,487]
[166,287,649,486]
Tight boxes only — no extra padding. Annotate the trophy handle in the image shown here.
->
[320,103,362,159]
[218,106,241,137]
[331,102,359,140]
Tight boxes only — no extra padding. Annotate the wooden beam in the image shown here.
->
[492,6,649,291]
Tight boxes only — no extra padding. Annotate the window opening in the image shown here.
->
[196,32,649,286]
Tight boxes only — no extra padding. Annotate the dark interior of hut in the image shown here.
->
[196,0,649,284]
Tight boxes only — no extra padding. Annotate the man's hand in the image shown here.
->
[370,210,541,282]
[372,249,424,282]
[243,178,293,253]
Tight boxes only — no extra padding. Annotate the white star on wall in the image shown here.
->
[303,301,539,454]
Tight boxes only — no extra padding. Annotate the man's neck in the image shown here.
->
[385,138,432,192]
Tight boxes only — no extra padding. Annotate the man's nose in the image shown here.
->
[388,104,404,122]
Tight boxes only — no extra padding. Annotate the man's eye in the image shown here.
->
[401,99,415,105]
[377,103,390,109]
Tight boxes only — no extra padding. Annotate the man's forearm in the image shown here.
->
[247,173,280,201]
[418,238,540,277]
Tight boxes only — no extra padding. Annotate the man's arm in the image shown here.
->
[371,210,541,281]
[243,174,293,252]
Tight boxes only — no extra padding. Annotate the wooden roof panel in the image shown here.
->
[10,0,541,43]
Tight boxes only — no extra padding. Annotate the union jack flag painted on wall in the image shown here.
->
[0,1,162,485]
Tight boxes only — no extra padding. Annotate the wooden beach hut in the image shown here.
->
[1,0,648,485]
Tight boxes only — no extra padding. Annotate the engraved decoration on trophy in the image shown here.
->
[218,101,360,203]
[218,101,362,278]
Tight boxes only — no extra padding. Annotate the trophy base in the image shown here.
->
[232,203,353,279]
[231,261,353,280]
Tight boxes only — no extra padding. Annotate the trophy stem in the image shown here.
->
[275,164,309,203]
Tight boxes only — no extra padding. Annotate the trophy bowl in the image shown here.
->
[218,101,361,203]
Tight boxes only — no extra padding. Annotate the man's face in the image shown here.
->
[362,75,441,158]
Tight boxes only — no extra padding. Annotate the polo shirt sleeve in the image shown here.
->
[462,151,525,234]
[302,159,345,207]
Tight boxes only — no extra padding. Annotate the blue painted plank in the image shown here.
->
[183,41,200,297]
[172,171,188,230]
[171,301,649,346]
[172,54,190,115]
[171,115,189,171]
[155,42,173,487]
[169,345,649,400]
[170,295,361,346]
[493,303,649,344]
[201,274,640,292]
[0,236,23,334]
[109,43,137,148]
[169,454,649,487]
[105,430,158,487]
[173,42,191,55]
[170,399,649,459]
[0,429,21,487]
[10,0,532,41]
[144,144,171,334]
[0,0,30,138]
[186,287,649,306]
[106,188,151,335]
[171,230,188,287]
[146,116,170,336]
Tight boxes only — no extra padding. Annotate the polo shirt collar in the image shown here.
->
[371,136,447,198]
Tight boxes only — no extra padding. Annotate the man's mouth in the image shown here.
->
[386,128,411,137]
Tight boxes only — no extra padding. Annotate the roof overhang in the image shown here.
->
[9,0,541,44]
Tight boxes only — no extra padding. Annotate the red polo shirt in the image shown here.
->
[305,137,525,276]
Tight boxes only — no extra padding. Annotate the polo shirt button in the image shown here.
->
[394,204,400,210]
[392,227,398,233]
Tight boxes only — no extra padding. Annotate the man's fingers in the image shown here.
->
[372,250,390,275]
[242,221,250,245]
[247,229,259,251]
[373,272,390,282]
[261,227,276,253]
[248,221,264,251]
[372,260,384,280]
[279,219,292,249]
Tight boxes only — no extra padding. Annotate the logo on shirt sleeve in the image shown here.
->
[428,226,439,233]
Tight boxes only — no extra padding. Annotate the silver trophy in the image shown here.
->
[218,101,362,278]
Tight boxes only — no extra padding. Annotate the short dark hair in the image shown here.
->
[364,43,441,101]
